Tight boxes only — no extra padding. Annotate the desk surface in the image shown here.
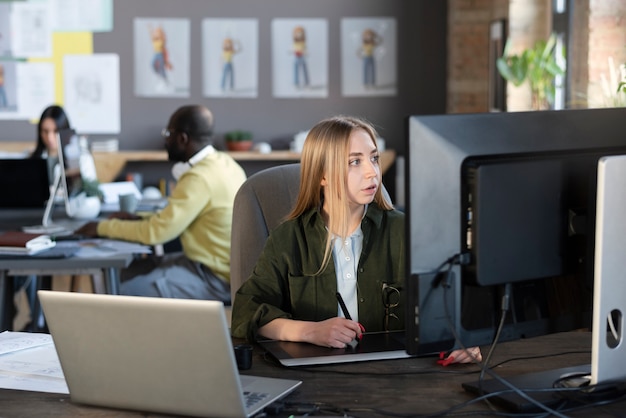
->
[0,331,622,417]
[0,252,133,332]
[0,254,132,272]
[0,208,132,272]
[0,208,135,331]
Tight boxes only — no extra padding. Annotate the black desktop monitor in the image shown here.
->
[405,109,626,411]
[405,108,626,354]
[0,158,50,208]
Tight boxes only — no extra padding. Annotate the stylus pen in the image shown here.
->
[336,292,360,348]
[335,292,366,334]
[335,292,352,320]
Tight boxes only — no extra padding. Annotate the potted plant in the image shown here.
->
[224,130,253,152]
[70,178,104,219]
[496,33,565,110]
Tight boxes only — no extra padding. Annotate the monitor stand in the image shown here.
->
[462,155,626,413]
[22,165,70,235]
[462,364,593,412]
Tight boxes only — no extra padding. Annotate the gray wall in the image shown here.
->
[0,1,447,157]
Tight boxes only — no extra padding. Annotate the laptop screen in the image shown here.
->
[0,158,50,208]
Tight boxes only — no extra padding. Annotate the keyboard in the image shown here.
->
[244,391,270,409]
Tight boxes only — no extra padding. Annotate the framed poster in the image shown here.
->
[341,17,397,97]
[202,18,258,98]
[271,18,328,98]
[134,18,190,98]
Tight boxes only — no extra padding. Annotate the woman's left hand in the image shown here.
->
[445,346,482,364]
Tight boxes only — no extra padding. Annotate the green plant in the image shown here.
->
[496,34,565,110]
[80,178,104,201]
[224,130,253,142]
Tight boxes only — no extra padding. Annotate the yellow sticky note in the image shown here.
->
[29,32,94,107]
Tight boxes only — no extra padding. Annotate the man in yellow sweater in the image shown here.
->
[76,105,246,302]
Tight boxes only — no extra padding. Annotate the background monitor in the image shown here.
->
[21,129,78,234]
[58,128,82,199]
[0,158,50,208]
[405,108,626,356]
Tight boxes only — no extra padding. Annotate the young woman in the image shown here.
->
[31,105,71,159]
[231,115,480,364]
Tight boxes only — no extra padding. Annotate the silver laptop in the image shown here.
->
[38,291,302,418]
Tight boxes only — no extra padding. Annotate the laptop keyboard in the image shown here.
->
[244,391,270,408]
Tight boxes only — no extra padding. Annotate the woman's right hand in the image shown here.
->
[302,317,364,348]
[259,317,363,349]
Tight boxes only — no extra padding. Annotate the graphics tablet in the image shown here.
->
[259,330,412,366]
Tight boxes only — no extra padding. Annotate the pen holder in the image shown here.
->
[234,344,253,370]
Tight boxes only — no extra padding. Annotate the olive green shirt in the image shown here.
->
[231,203,405,341]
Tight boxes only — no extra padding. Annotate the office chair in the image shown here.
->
[229,163,392,303]
[230,163,301,303]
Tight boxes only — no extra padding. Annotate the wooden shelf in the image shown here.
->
[0,142,396,183]
[92,149,396,182]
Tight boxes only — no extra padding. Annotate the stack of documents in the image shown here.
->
[99,181,142,208]
[0,231,56,255]
[91,138,119,152]
[0,331,68,394]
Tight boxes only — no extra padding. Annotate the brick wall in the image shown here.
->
[586,0,626,107]
[447,0,509,113]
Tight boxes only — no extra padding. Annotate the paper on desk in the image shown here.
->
[99,181,142,204]
[0,331,69,394]
[71,238,152,258]
[0,331,52,355]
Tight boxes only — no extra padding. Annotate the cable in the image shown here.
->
[477,283,513,413]
[430,252,470,288]
[432,255,571,418]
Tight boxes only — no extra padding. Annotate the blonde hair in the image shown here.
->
[288,115,393,274]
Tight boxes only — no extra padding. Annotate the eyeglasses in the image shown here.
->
[162,129,213,139]
[161,128,179,139]
[382,283,401,331]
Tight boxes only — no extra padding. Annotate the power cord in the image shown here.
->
[432,253,571,418]
[430,252,470,288]
[477,283,512,412]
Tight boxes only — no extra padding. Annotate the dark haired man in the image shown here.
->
[76,105,246,302]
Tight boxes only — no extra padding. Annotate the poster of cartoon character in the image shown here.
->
[202,18,258,98]
[0,61,16,111]
[0,3,11,58]
[134,18,190,98]
[272,18,328,98]
[341,17,397,97]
